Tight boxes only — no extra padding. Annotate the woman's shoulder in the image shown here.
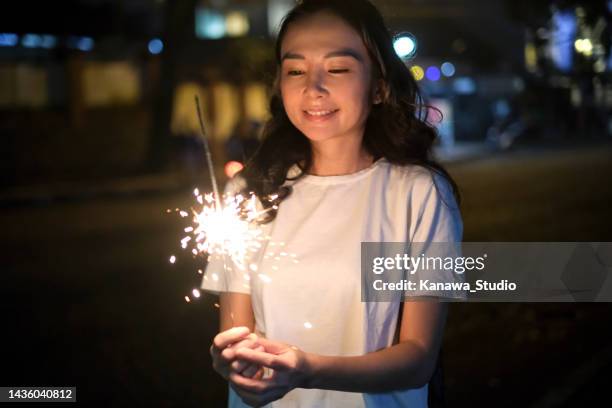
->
[382,160,440,188]
[381,161,458,208]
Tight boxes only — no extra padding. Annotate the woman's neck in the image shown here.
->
[308,137,373,176]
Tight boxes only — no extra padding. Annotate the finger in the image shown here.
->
[220,346,237,363]
[213,326,251,350]
[229,371,280,394]
[235,348,285,370]
[255,337,290,354]
[228,337,258,352]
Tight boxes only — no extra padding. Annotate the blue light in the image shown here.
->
[77,37,94,51]
[441,62,456,77]
[425,66,441,81]
[0,33,18,47]
[195,9,226,39]
[22,34,42,48]
[148,38,163,54]
[393,33,417,59]
[453,77,476,94]
[551,9,576,72]
[40,35,57,49]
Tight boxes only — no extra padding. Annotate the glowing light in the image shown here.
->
[196,9,226,39]
[441,62,456,77]
[226,11,249,37]
[0,33,18,47]
[410,65,424,81]
[425,66,441,81]
[525,43,538,72]
[224,161,244,178]
[40,35,56,49]
[393,33,417,59]
[574,38,593,56]
[169,255,176,264]
[192,289,201,298]
[22,34,42,48]
[304,322,313,329]
[177,191,274,271]
[453,77,476,94]
[185,296,191,302]
[551,9,576,72]
[77,37,94,51]
[148,38,163,54]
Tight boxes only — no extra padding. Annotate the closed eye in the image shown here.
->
[287,70,304,76]
[329,69,349,74]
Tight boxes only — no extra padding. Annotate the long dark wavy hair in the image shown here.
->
[239,0,460,222]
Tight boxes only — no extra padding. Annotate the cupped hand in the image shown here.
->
[210,326,263,380]
[228,337,310,407]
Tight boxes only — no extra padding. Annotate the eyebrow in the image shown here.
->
[281,48,364,63]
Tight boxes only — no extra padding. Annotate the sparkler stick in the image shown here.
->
[195,95,221,210]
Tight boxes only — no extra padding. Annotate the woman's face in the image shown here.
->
[279,12,376,147]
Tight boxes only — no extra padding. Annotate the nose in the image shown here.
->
[304,70,328,98]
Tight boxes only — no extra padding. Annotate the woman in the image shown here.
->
[202,0,463,406]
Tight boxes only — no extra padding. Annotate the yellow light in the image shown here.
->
[225,11,249,37]
[410,65,424,81]
[525,43,537,72]
[574,39,593,56]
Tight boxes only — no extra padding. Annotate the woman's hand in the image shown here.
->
[228,337,311,407]
[210,326,264,380]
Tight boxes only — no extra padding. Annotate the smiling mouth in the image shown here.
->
[303,109,339,117]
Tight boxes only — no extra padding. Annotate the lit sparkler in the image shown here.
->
[172,96,277,303]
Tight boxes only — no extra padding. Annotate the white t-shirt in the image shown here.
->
[202,158,463,408]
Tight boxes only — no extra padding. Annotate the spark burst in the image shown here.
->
[179,187,273,271]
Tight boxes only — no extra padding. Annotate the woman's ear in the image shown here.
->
[372,79,387,105]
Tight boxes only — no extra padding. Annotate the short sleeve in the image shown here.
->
[200,176,252,295]
[408,170,462,244]
[405,170,467,300]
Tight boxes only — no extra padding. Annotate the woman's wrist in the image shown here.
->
[298,350,320,389]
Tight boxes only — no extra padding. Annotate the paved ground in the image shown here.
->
[1,141,611,406]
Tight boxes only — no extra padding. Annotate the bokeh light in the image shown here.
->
[226,11,250,37]
[426,66,441,81]
[224,161,244,178]
[441,62,456,77]
[410,65,424,81]
[148,38,163,54]
[393,33,417,59]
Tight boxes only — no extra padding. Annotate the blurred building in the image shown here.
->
[1,0,609,187]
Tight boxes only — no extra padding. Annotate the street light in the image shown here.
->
[393,32,417,59]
